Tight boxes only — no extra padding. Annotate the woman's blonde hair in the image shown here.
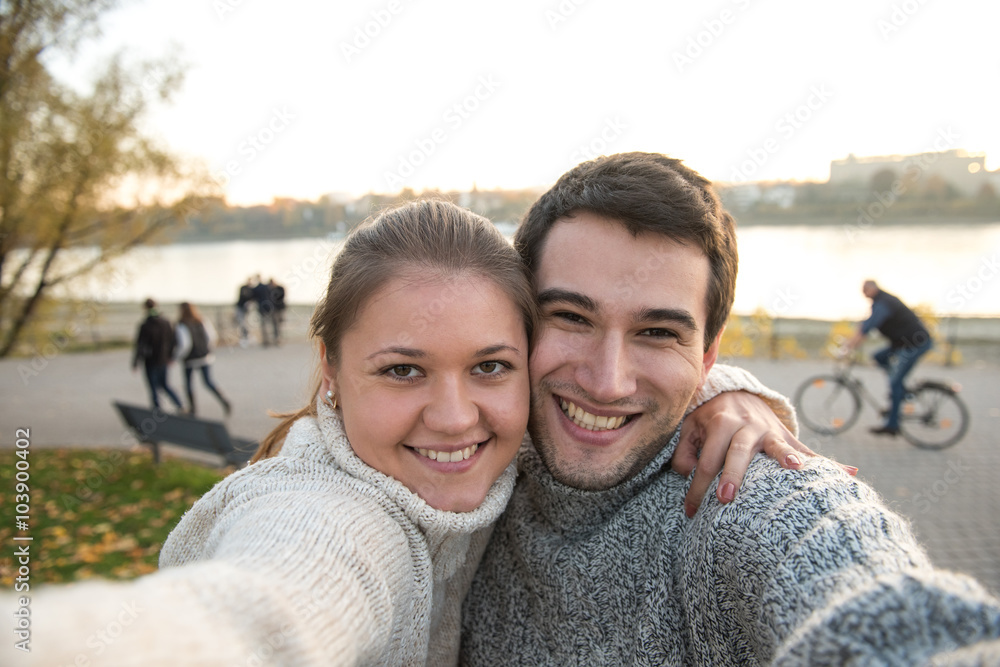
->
[251,200,537,462]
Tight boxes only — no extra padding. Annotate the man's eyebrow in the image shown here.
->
[537,288,599,313]
[635,307,700,332]
[366,347,426,361]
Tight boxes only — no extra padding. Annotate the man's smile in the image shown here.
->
[558,397,635,432]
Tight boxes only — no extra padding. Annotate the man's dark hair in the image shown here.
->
[514,152,739,349]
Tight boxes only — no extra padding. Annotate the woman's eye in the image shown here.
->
[474,361,508,376]
[389,365,419,378]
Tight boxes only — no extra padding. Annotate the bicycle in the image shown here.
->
[793,355,970,449]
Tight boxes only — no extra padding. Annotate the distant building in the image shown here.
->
[719,183,762,211]
[829,149,997,197]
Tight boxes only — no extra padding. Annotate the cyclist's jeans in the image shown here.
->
[873,340,933,429]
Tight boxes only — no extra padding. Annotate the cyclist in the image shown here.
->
[845,280,933,436]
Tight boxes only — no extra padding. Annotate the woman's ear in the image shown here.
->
[318,341,337,395]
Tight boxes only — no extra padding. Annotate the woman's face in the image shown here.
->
[325,272,530,512]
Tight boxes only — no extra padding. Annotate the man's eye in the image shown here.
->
[553,311,586,324]
[641,328,677,339]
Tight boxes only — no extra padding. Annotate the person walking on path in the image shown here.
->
[267,277,286,346]
[175,302,232,417]
[846,279,933,436]
[131,298,183,411]
[235,278,254,348]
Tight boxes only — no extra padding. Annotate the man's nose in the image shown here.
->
[575,334,636,403]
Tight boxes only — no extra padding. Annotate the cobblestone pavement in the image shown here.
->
[739,357,1000,597]
[2,345,998,595]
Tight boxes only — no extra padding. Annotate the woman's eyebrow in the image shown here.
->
[536,288,599,313]
[474,344,522,357]
[366,347,425,361]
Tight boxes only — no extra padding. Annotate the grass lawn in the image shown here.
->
[1,448,224,585]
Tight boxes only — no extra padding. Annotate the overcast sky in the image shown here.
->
[54,0,1000,206]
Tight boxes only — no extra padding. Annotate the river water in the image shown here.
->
[44,222,1000,321]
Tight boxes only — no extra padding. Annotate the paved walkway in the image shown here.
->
[2,344,998,595]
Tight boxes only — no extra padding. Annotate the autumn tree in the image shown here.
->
[0,0,213,357]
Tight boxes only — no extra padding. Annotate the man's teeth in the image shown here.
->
[560,399,627,431]
[415,443,479,462]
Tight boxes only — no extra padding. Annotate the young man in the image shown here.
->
[132,297,183,412]
[460,153,1000,665]
[846,279,933,435]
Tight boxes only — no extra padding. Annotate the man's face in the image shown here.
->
[527,212,721,490]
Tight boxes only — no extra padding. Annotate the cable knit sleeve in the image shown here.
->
[679,457,1000,665]
[688,363,799,435]
[3,464,422,667]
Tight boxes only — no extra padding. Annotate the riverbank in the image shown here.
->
[12,300,1000,366]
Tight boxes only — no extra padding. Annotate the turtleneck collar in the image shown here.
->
[281,397,517,580]
[517,428,683,537]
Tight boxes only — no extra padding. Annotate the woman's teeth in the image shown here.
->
[560,399,627,431]
[415,443,478,462]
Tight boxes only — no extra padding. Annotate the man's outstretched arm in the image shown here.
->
[679,456,1000,665]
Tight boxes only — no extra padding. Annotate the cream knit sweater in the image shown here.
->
[3,364,787,666]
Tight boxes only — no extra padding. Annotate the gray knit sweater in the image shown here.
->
[460,432,1000,665]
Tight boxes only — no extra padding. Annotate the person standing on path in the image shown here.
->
[846,279,933,436]
[235,278,254,348]
[131,298,183,411]
[252,273,275,347]
[175,302,232,417]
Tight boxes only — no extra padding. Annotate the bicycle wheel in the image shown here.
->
[899,382,970,449]
[794,375,861,435]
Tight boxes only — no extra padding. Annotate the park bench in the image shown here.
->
[113,401,257,468]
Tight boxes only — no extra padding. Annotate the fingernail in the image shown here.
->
[844,465,859,476]
[786,453,802,468]
[720,482,736,503]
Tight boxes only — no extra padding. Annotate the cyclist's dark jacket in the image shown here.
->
[861,289,930,349]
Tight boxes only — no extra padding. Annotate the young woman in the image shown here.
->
[175,302,232,417]
[10,201,800,666]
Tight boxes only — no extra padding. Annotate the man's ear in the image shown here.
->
[701,326,724,379]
